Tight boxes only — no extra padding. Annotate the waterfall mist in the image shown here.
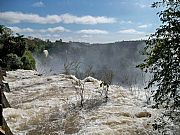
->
[34,41,149,87]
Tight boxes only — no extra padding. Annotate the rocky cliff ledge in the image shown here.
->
[3,70,161,135]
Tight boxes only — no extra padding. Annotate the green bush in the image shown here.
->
[4,53,23,70]
[21,50,36,70]
[0,25,35,70]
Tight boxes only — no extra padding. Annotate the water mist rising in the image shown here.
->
[34,41,149,87]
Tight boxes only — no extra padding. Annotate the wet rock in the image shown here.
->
[135,111,151,118]
[63,113,80,134]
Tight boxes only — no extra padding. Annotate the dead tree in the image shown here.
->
[75,80,85,108]
[100,81,109,102]
[84,65,95,78]
[99,70,113,102]
[63,60,80,75]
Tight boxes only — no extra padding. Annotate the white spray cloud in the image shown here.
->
[43,50,49,58]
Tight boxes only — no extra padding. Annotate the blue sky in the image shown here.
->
[0,0,161,43]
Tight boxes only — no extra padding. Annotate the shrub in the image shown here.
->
[21,50,36,70]
[4,53,23,70]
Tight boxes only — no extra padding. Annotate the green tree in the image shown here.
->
[4,53,23,70]
[21,50,36,70]
[137,0,179,133]
[0,25,35,70]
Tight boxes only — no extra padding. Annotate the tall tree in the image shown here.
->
[0,25,35,70]
[138,0,180,133]
[139,0,179,110]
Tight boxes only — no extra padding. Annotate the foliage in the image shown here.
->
[25,38,47,53]
[0,26,26,58]
[25,38,67,54]
[21,50,36,70]
[138,0,179,110]
[4,53,23,70]
[137,0,179,133]
[0,25,35,70]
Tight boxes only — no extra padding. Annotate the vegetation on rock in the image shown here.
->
[0,25,35,70]
[138,0,180,133]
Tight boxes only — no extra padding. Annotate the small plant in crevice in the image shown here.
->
[100,70,113,102]
[100,81,109,102]
[74,80,85,108]
[73,78,111,110]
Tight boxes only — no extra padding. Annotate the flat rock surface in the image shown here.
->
[3,69,160,135]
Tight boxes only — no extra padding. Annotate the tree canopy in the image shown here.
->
[137,0,179,133]
[138,0,179,110]
[0,25,35,70]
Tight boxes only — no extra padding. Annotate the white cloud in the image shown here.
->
[81,35,92,38]
[118,29,144,34]
[0,11,116,24]
[135,3,150,8]
[61,14,116,24]
[138,24,148,28]
[8,26,69,33]
[7,27,150,43]
[77,29,108,34]
[21,31,149,43]
[39,26,70,33]
[119,20,132,24]
[32,1,45,7]
[0,12,49,24]
[9,26,34,33]
[138,24,152,29]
